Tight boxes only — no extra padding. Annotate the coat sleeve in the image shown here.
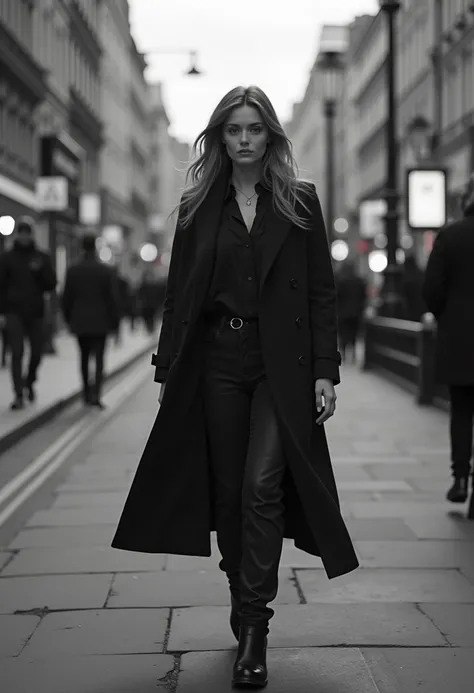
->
[151,217,185,383]
[37,252,57,293]
[60,269,73,325]
[306,185,342,384]
[422,230,448,319]
[0,253,8,315]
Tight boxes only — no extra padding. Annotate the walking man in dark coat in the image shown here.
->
[61,233,120,409]
[0,216,57,410]
[422,173,474,518]
[335,260,366,363]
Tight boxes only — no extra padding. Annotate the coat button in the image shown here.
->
[181,320,188,325]
[295,316,303,327]
[175,351,179,358]
[290,278,298,289]
[298,356,306,366]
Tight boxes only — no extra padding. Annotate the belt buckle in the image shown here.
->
[230,317,244,330]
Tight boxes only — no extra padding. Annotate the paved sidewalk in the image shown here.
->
[1,362,474,692]
[0,322,158,453]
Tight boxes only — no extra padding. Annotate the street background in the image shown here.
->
[1,0,474,691]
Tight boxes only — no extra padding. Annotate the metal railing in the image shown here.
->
[362,312,449,411]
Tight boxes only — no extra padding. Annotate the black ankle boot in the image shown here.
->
[447,477,469,503]
[232,624,268,689]
[230,594,240,642]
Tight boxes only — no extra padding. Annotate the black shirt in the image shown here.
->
[204,180,271,320]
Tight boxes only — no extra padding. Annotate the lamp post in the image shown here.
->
[319,50,345,247]
[378,0,403,317]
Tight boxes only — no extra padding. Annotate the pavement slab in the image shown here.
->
[365,463,450,480]
[25,506,121,527]
[418,603,474,646]
[348,500,463,518]
[1,654,174,693]
[344,518,418,541]
[50,491,128,508]
[0,551,13,570]
[177,648,379,692]
[7,525,116,549]
[0,574,113,614]
[295,568,474,603]
[354,540,474,568]
[168,602,447,651]
[361,648,474,693]
[0,615,40,657]
[404,515,474,540]
[108,568,300,609]
[21,609,169,657]
[1,547,166,575]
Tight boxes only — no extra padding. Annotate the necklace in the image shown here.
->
[234,186,258,206]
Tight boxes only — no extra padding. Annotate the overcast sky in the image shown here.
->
[129,0,380,144]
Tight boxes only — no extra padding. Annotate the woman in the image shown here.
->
[112,86,359,689]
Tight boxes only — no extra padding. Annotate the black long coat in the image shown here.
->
[112,170,359,580]
[61,256,120,336]
[422,208,474,385]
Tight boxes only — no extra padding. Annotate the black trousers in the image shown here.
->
[449,385,474,479]
[77,334,106,400]
[6,314,44,397]
[201,318,286,626]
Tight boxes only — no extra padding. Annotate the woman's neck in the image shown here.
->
[231,163,262,193]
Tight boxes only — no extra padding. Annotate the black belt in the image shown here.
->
[206,315,258,330]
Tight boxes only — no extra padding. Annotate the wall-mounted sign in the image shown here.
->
[406,167,448,230]
[36,177,68,211]
[359,199,387,239]
[79,193,101,225]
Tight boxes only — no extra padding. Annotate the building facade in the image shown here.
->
[0,0,47,249]
[148,82,189,255]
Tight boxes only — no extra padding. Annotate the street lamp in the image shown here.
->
[378,0,403,317]
[406,115,434,163]
[143,48,203,76]
[319,50,345,246]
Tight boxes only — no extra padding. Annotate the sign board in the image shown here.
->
[40,135,81,222]
[406,167,447,230]
[79,193,101,225]
[359,199,387,239]
[36,177,68,211]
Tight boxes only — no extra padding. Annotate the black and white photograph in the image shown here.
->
[0,0,474,691]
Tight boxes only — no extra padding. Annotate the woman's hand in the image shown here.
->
[158,382,166,405]
[315,378,337,425]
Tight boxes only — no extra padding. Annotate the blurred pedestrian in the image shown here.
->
[422,172,474,519]
[0,216,56,410]
[336,260,366,363]
[137,269,159,334]
[401,253,426,321]
[61,233,120,409]
[1,324,9,367]
[112,85,358,689]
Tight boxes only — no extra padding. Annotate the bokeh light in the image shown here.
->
[140,242,158,262]
[0,215,15,236]
[368,250,388,273]
[331,239,349,262]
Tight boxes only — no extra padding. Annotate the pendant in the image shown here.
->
[246,199,252,206]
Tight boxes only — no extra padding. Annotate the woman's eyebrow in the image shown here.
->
[225,121,264,126]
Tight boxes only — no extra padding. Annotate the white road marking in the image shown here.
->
[0,360,150,528]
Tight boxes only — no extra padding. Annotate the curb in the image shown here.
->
[0,339,155,457]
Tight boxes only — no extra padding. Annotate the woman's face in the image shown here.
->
[222,105,270,166]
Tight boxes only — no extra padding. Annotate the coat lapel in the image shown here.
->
[258,203,292,295]
[187,168,229,323]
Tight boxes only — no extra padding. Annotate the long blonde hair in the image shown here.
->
[176,86,313,229]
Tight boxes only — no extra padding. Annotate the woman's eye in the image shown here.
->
[228,128,238,135]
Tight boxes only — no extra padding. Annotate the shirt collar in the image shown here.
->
[224,177,271,201]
